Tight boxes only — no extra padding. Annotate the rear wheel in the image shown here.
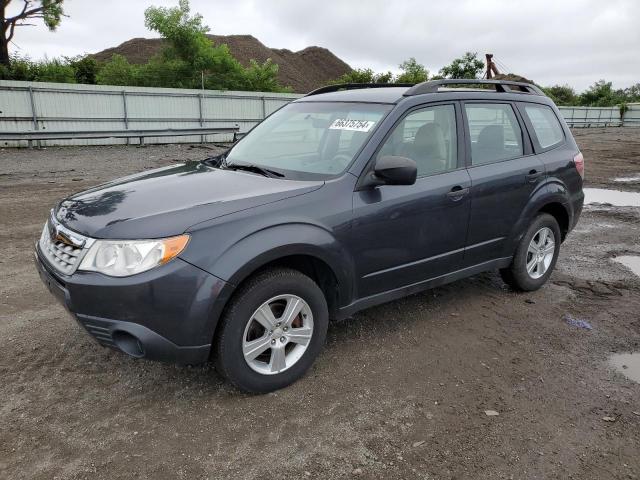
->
[215,268,328,393]
[500,213,561,291]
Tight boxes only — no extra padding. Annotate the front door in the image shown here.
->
[351,103,472,299]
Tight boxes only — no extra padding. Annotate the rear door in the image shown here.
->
[462,101,545,266]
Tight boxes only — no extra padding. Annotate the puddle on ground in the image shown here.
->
[609,353,640,384]
[584,188,640,207]
[614,175,640,183]
[613,256,640,277]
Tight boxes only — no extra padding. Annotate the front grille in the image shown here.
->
[38,214,91,276]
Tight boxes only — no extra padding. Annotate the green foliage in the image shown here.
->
[620,103,629,118]
[141,0,288,92]
[578,80,621,107]
[2,0,290,92]
[396,57,429,83]
[332,58,428,85]
[67,55,99,84]
[624,83,640,102]
[242,59,292,93]
[543,84,578,106]
[332,67,395,84]
[438,52,484,79]
[95,54,138,86]
[0,55,75,82]
[1,1,66,67]
[36,58,75,82]
[40,0,65,30]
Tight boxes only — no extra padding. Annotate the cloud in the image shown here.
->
[12,0,640,91]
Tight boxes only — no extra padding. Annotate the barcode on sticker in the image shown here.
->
[329,119,376,132]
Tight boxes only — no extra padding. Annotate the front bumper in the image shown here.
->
[35,247,229,365]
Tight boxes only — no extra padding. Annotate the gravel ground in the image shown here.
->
[1,130,640,480]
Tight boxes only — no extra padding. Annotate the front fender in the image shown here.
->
[215,223,354,295]
[183,222,355,335]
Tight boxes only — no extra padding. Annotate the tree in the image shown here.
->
[621,83,640,103]
[396,57,428,83]
[1,0,65,67]
[68,55,98,84]
[331,58,428,85]
[96,54,138,86]
[142,0,287,92]
[438,52,484,79]
[544,84,578,106]
[579,80,623,107]
[242,59,291,92]
[332,67,394,85]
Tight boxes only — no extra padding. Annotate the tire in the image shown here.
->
[215,268,328,393]
[500,213,561,292]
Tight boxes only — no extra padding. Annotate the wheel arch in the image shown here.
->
[537,202,570,241]
[204,223,354,346]
[506,187,573,255]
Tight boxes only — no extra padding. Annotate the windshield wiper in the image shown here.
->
[224,162,285,178]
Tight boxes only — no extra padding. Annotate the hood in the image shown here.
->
[55,162,323,239]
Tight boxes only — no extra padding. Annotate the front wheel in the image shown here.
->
[215,268,328,393]
[500,213,561,291]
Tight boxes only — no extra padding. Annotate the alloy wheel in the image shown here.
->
[242,294,314,375]
[526,227,556,279]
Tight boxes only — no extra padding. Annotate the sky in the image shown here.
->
[8,0,640,92]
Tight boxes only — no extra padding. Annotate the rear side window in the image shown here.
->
[465,103,523,165]
[523,104,565,149]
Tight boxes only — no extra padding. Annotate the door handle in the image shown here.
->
[447,185,469,201]
[525,170,543,183]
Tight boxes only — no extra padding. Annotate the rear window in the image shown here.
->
[523,104,565,149]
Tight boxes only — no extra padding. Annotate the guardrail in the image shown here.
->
[0,126,240,148]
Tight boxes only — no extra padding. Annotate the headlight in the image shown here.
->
[78,235,189,277]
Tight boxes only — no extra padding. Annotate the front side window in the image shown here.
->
[523,104,565,149]
[465,103,524,165]
[377,104,458,177]
[226,102,391,179]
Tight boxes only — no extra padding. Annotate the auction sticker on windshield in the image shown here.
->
[329,119,376,132]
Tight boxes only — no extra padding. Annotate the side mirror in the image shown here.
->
[367,155,417,187]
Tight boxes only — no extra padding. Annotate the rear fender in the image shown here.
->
[504,180,571,256]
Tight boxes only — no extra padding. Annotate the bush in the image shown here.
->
[544,85,578,106]
[96,55,138,86]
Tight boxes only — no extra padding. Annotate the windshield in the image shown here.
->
[225,102,392,179]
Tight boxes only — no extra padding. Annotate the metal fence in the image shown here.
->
[556,104,640,127]
[0,80,638,147]
[0,80,302,147]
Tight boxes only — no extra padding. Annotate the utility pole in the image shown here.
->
[485,54,500,79]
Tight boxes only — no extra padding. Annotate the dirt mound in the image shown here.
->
[92,35,351,93]
[492,73,536,84]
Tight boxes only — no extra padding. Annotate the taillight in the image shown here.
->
[573,152,584,179]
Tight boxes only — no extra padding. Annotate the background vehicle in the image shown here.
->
[35,79,584,392]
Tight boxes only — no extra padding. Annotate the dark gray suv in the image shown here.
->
[35,79,584,392]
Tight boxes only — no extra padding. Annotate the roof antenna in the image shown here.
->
[485,54,500,79]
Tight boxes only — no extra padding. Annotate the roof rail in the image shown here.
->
[306,83,415,97]
[403,79,544,96]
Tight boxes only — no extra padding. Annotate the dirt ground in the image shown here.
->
[1,130,639,480]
